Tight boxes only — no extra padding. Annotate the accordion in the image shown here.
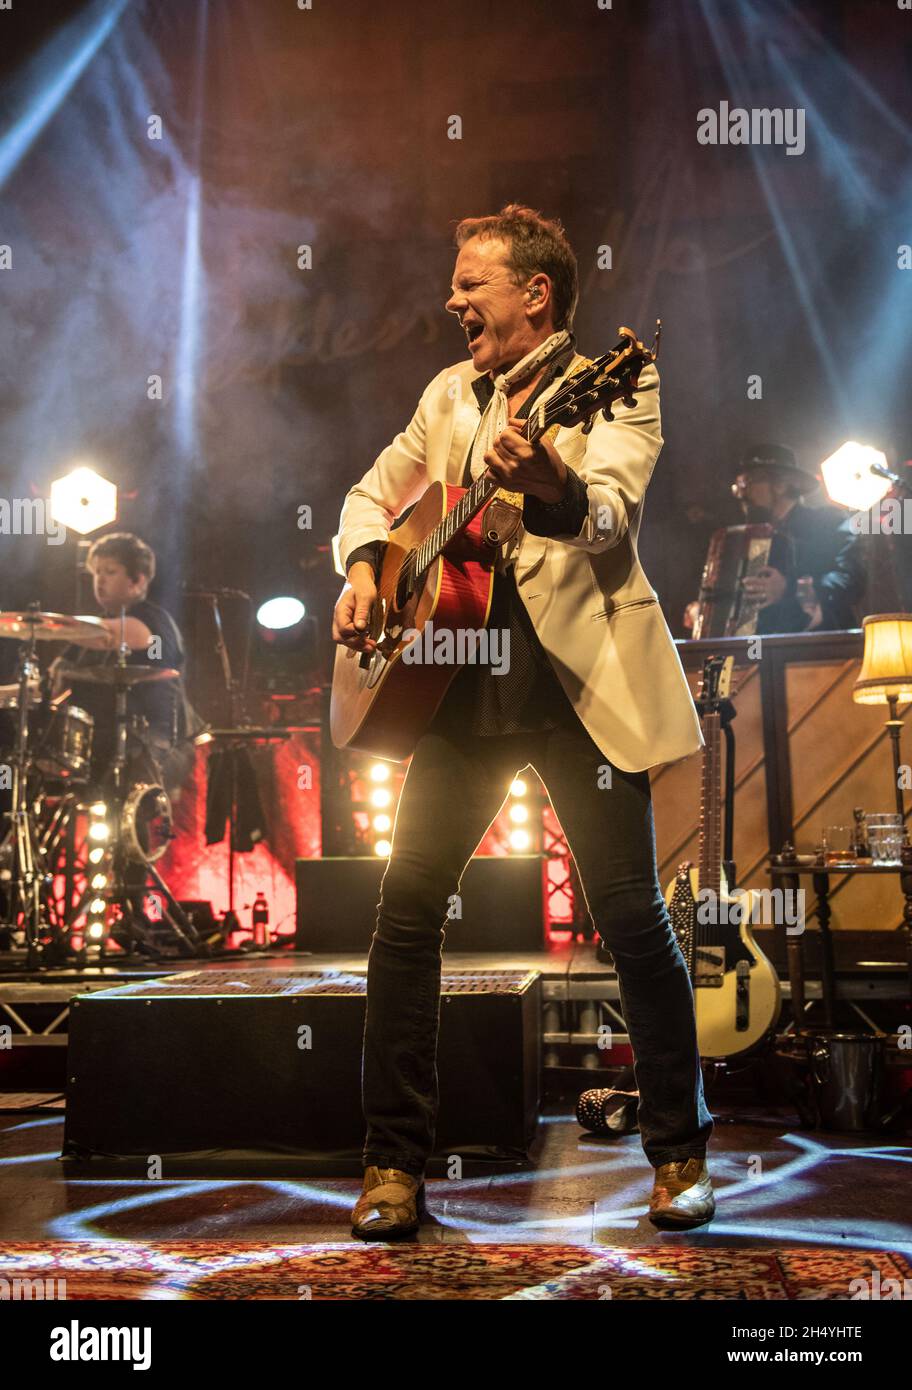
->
[692,523,776,639]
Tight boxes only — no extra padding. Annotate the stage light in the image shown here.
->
[88,822,109,842]
[369,763,391,782]
[373,813,391,833]
[50,465,117,536]
[90,874,107,890]
[370,787,392,809]
[86,922,106,941]
[821,442,891,510]
[509,828,531,852]
[89,898,106,915]
[510,778,527,797]
[251,596,318,697]
[257,597,306,630]
[88,846,105,864]
[509,803,529,824]
[374,839,392,857]
[0,0,131,190]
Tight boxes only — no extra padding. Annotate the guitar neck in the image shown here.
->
[697,710,723,901]
[413,389,563,576]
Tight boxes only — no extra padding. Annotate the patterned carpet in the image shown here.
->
[1,1242,910,1299]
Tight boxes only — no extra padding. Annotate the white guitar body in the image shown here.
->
[665,863,781,1060]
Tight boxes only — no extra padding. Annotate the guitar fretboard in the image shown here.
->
[409,353,636,582]
[697,709,723,931]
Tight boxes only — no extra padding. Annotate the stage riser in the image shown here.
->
[295,855,546,952]
[63,971,541,1164]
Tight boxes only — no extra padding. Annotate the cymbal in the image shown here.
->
[56,664,180,688]
[0,611,112,649]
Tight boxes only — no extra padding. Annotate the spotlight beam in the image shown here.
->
[0,0,131,190]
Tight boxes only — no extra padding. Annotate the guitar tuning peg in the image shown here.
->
[581,415,595,435]
[621,394,637,409]
[600,405,614,423]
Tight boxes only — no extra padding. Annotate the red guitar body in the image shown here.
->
[331,480,497,760]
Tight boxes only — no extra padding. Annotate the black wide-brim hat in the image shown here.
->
[737,444,819,495]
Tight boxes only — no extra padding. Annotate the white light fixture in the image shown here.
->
[820,441,890,511]
[256,596,306,630]
[50,465,117,535]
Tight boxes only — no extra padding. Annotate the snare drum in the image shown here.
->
[35,704,94,782]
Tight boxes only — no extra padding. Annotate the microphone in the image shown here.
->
[183,586,251,600]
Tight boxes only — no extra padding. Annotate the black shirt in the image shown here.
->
[60,599,185,774]
[758,503,863,633]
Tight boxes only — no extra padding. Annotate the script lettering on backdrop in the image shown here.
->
[580,149,776,327]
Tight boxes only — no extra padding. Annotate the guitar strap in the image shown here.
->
[482,352,595,554]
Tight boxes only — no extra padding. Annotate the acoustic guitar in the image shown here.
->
[665,654,781,1058]
[331,326,659,761]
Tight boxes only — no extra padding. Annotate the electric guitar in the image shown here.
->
[331,326,660,761]
[665,654,781,1058]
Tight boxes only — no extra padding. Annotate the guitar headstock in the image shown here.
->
[546,322,661,436]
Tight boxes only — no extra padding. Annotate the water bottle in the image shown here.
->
[252,891,270,946]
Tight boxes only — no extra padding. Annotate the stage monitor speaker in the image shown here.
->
[295,854,545,953]
[62,968,541,1172]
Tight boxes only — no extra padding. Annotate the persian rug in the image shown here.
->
[0,1242,910,1300]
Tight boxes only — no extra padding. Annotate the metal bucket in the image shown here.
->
[802,1030,887,1132]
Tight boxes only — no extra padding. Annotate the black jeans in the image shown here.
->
[361,694,713,1176]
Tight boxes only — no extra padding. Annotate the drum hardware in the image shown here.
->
[0,605,199,965]
[120,783,173,864]
[33,704,95,783]
[94,609,199,959]
[1,607,52,962]
[55,664,181,687]
[0,680,43,711]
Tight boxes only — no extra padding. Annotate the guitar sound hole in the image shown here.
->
[395,558,421,611]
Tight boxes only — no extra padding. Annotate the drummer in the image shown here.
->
[50,532,187,789]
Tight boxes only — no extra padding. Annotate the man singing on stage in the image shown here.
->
[333,205,714,1237]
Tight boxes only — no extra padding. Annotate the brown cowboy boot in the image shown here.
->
[351,1166,427,1240]
[648,1157,715,1228]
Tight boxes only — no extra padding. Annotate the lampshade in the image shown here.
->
[853,614,912,705]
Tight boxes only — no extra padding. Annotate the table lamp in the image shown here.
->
[852,614,912,827]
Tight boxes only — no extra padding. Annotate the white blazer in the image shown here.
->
[337,353,703,772]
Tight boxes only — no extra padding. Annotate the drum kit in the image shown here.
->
[0,605,202,967]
